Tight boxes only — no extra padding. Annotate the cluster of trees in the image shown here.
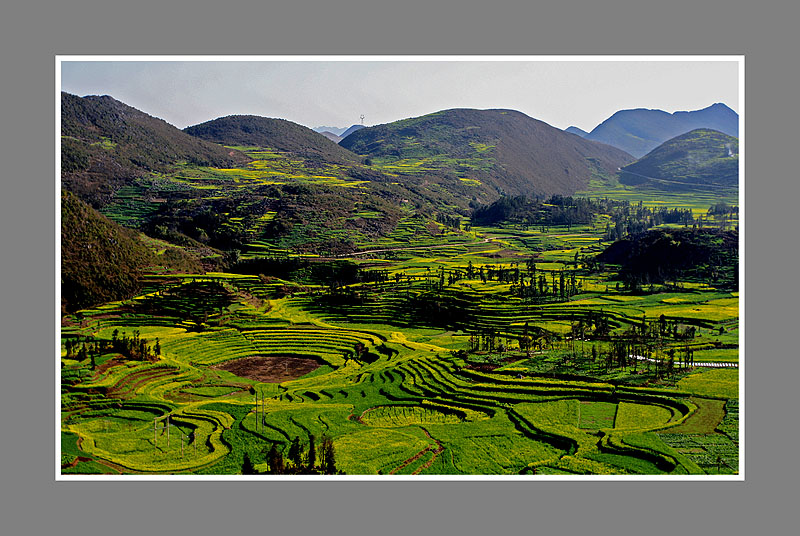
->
[63,330,161,369]
[459,307,706,381]
[110,329,161,361]
[435,213,462,230]
[603,203,694,241]
[468,194,704,239]
[243,434,340,475]
[597,228,739,290]
[235,257,365,286]
[550,314,700,378]
[470,195,695,235]
[471,195,601,228]
[511,266,582,303]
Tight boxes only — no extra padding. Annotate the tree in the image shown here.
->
[307,434,317,470]
[267,443,285,474]
[241,452,258,475]
[288,436,302,467]
[321,435,336,475]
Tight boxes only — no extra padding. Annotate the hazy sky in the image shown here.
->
[60,58,740,132]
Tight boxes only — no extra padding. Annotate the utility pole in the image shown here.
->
[360,114,365,125]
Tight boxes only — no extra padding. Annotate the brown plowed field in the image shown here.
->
[213,356,321,382]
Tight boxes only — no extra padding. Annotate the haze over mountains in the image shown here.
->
[312,124,365,144]
[582,103,738,158]
[313,126,349,137]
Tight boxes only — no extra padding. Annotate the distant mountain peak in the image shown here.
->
[313,125,348,136]
[340,124,366,140]
[565,126,589,138]
[585,103,738,158]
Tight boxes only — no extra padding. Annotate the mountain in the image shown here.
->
[340,124,366,139]
[585,103,739,158]
[620,129,739,188]
[318,131,343,143]
[313,126,348,136]
[61,191,157,312]
[340,109,634,197]
[565,126,588,137]
[184,115,360,165]
[61,92,249,206]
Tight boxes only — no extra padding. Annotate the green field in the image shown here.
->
[61,156,740,476]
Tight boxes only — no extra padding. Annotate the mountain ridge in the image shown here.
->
[619,128,739,188]
[61,92,249,207]
[585,103,738,158]
[340,108,634,197]
[185,115,361,165]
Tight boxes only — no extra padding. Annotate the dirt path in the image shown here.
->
[411,427,444,475]
[631,354,738,368]
[332,239,492,258]
[388,426,444,475]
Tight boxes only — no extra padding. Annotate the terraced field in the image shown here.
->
[61,171,739,476]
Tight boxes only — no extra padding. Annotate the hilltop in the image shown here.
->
[184,115,361,166]
[565,126,588,137]
[61,92,248,207]
[340,108,634,197]
[620,129,739,188]
[585,103,738,158]
[340,124,365,139]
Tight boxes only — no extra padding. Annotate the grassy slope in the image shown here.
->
[620,129,739,186]
[341,108,635,198]
[61,92,249,207]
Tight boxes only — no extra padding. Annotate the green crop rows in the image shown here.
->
[62,183,739,476]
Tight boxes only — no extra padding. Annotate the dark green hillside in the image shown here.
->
[340,108,634,197]
[61,92,249,207]
[620,129,739,187]
[61,191,156,312]
[184,115,361,166]
[585,103,738,158]
[596,228,738,289]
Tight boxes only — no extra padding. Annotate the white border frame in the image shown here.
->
[56,55,744,481]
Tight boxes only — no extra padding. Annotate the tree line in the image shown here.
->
[243,434,341,475]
